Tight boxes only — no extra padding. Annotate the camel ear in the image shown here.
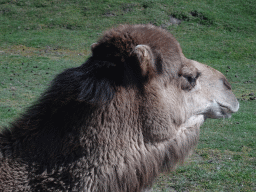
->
[134,45,155,77]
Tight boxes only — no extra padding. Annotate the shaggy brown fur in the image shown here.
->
[0,24,238,191]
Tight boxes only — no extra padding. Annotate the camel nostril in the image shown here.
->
[222,78,232,90]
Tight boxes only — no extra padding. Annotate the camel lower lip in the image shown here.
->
[220,108,232,118]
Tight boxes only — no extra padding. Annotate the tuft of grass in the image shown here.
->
[0,0,255,191]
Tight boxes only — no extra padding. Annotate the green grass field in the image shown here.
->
[0,0,255,191]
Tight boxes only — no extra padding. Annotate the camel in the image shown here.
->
[0,24,239,192]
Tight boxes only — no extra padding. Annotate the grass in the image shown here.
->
[0,0,255,191]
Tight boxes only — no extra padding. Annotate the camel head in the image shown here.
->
[132,35,239,140]
[179,58,239,121]
[131,36,239,143]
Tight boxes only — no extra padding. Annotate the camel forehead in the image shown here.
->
[189,60,225,79]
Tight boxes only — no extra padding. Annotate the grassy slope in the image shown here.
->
[0,0,255,191]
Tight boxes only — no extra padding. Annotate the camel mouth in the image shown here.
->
[217,101,239,118]
[200,100,238,120]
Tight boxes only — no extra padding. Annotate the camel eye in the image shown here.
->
[188,72,201,85]
[180,72,201,90]
[187,76,194,83]
[185,75,196,87]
